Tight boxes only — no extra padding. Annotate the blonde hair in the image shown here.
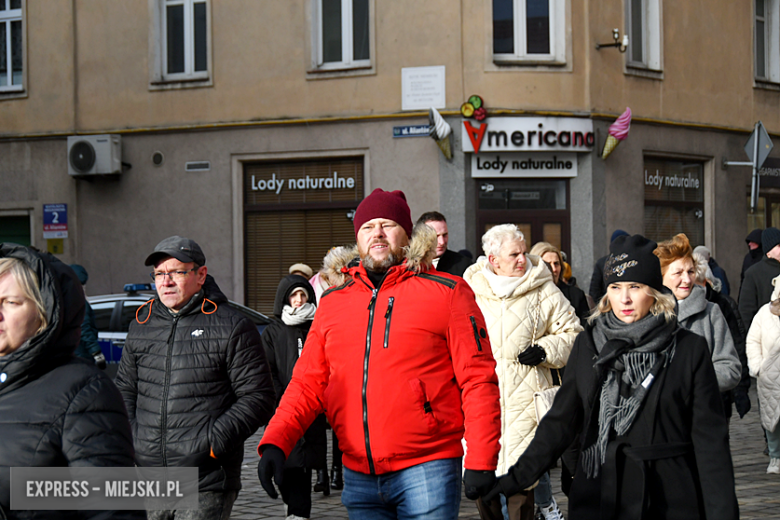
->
[482,224,525,258]
[654,233,694,276]
[588,283,676,324]
[0,257,48,334]
[529,242,562,266]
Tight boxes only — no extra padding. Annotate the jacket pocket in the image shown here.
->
[383,297,395,349]
[408,378,439,434]
[469,316,484,352]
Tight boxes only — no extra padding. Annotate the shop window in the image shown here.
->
[244,157,364,314]
[313,0,371,71]
[0,0,23,94]
[755,0,780,83]
[151,0,210,87]
[643,158,704,245]
[626,0,662,71]
[492,0,566,64]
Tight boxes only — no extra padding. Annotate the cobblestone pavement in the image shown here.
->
[232,385,780,519]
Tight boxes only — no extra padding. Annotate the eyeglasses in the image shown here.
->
[150,268,198,282]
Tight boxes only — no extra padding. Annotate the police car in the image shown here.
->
[88,283,271,375]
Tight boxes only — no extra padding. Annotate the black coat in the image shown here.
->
[262,275,319,469]
[504,325,738,520]
[0,244,136,520]
[435,249,472,277]
[115,275,275,492]
[557,280,590,325]
[588,255,608,304]
[738,256,780,328]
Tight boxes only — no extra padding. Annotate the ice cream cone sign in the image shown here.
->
[429,107,453,160]
[602,107,632,160]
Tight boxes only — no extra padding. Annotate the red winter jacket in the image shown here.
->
[259,243,501,475]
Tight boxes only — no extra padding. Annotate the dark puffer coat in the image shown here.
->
[114,275,275,492]
[499,325,739,520]
[0,244,136,519]
[262,275,318,468]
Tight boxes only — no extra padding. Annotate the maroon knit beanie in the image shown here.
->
[353,189,413,238]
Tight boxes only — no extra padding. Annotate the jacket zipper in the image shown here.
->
[363,288,378,474]
[383,297,395,349]
[469,316,483,351]
[161,314,179,467]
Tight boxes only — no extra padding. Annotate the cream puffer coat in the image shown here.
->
[464,255,583,475]
[746,275,780,433]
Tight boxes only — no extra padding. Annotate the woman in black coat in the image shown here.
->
[0,244,136,520]
[483,235,739,520]
[261,275,323,518]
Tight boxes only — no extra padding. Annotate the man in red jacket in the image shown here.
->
[258,189,501,519]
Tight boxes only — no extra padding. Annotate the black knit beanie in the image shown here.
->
[762,227,780,254]
[603,234,664,292]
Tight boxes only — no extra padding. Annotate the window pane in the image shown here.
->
[11,0,21,9]
[322,0,342,63]
[0,1,4,11]
[352,0,369,61]
[526,0,550,54]
[11,19,20,84]
[166,4,185,74]
[91,302,116,332]
[757,20,766,77]
[493,0,514,54]
[631,0,643,63]
[757,0,765,15]
[0,22,6,87]
[193,2,207,71]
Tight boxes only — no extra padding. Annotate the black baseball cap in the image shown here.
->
[144,236,206,266]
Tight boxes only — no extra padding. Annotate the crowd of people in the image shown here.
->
[1,189,778,520]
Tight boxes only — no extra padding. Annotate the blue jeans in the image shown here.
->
[341,458,462,520]
[534,471,553,508]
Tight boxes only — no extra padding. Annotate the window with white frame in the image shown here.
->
[315,0,370,70]
[0,0,23,92]
[492,0,565,63]
[161,0,209,81]
[626,0,662,71]
[756,0,780,83]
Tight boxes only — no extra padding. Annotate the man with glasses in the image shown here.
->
[115,235,275,520]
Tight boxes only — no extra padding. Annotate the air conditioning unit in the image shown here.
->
[67,134,122,176]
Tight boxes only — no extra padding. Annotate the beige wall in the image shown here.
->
[2,1,778,136]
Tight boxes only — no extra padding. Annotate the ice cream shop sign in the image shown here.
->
[462,117,595,154]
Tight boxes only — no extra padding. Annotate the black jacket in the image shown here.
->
[502,325,738,520]
[588,255,608,304]
[115,275,275,492]
[0,244,136,519]
[740,229,764,286]
[435,249,472,277]
[738,256,780,328]
[262,275,317,468]
[557,279,590,325]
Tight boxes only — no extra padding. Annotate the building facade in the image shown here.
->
[1,0,778,312]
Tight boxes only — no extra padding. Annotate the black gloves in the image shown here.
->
[734,390,751,419]
[517,344,546,366]
[93,352,107,370]
[482,472,525,503]
[463,470,496,500]
[257,445,286,499]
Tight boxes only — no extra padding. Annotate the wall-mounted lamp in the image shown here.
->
[596,28,629,52]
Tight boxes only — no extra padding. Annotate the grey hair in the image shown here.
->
[481,224,525,258]
[588,284,676,324]
[693,252,721,292]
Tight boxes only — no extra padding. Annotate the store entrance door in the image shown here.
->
[476,179,571,256]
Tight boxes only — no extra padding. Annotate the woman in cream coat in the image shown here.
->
[464,224,582,520]
[746,274,780,475]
